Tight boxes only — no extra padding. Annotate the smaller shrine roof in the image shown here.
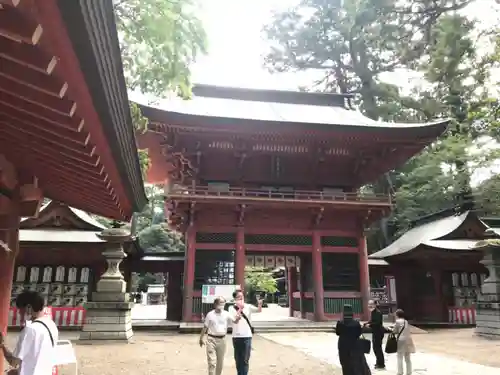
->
[67,207,107,230]
[368,259,389,266]
[369,211,477,259]
[20,201,105,244]
[19,229,103,243]
[141,254,185,262]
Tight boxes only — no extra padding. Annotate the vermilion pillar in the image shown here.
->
[312,231,325,321]
[235,227,245,288]
[0,213,20,375]
[182,225,196,322]
[359,235,370,321]
[287,267,297,317]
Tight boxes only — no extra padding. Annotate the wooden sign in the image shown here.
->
[245,255,255,266]
[285,256,296,267]
[265,256,275,268]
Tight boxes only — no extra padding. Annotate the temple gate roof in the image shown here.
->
[138,84,449,137]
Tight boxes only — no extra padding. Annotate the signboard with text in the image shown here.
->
[201,284,240,304]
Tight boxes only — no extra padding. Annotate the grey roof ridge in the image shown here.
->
[369,211,470,259]
[138,100,450,130]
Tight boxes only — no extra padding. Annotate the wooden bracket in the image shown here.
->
[189,201,196,226]
[0,154,17,191]
[19,186,43,218]
[314,207,324,227]
[238,152,246,169]
[238,204,246,226]
[196,150,202,168]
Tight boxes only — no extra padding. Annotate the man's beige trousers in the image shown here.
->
[206,336,226,375]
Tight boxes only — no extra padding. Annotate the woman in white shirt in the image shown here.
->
[392,309,415,375]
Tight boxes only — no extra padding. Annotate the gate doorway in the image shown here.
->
[244,253,305,323]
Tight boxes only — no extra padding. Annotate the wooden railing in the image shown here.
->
[168,186,391,204]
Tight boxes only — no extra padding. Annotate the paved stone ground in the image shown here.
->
[3,332,339,375]
[261,329,500,375]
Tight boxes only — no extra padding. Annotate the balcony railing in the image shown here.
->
[168,186,391,205]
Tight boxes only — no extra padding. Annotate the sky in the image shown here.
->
[189,0,499,91]
[190,0,307,89]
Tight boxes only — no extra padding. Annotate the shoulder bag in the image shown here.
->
[240,312,255,334]
[385,320,405,354]
[32,319,55,347]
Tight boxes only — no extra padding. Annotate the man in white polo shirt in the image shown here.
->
[229,290,262,375]
[199,297,240,375]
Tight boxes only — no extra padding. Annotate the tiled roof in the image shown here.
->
[370,212,473,259]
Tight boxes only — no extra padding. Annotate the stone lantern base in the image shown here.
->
[474,240,500,339]
[79,293,134,342]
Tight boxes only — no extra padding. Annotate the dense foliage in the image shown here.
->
[264,0,500,250]
[244,267,278,294]
[114,0,207,98]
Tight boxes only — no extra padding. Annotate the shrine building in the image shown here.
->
[0,1,146,366]
[370,209,494,325]
[137,84,449,322]
[7,200,144,329]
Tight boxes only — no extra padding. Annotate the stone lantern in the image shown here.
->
[474,232,500,339]
[79,227,134,342]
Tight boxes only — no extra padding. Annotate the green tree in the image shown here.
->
[114,0,207,98]
[138,223,185,252]
[392,15,499,234]
[244,267,278,294]
[264,0,471,119]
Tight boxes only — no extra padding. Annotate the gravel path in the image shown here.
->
[4,332,340,375]
[412,328,500,367]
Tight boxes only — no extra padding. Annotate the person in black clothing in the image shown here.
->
[364,300,385,369]
[336,304,371,375]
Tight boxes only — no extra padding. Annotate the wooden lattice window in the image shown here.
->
[194,250,234,289]
[322,253,360,291]
[321,236,358,247]
[196,232,236,244]
[244,234,312,246]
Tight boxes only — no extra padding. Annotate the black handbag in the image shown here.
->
[385,321,405,354]
[359,334,371,354]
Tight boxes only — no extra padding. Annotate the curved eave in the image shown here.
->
[369,212,470,259]
[138,103,450,139]
[0,1,146,221]
[58,0,147,216]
